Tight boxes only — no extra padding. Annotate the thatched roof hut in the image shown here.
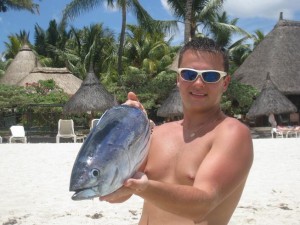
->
[63,68,116,114]
[17,67,82,95]
[234,15,300,95]
[247,74,297,118]
[0,44,41,85]
[157,86,183,118]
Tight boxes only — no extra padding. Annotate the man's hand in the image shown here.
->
[124,172,149,193]
[123,92,147,115]
[100,172,149,203]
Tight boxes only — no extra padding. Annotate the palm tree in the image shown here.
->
[184,0,193,43]
[209,11,251,49]
[3,30,31,60]
[229,42,252,69]
[0,0,40,14]
[167,0,223,38]
[62,0,156,78]
[62,24,116,78]
[228,29,265,69]
[124,24,174,75]
[74,24,116,76]
[34,20,71,68]
[252,29,265,49]
[34,24,47,57]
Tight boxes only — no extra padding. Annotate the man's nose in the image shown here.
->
[193,76,205,86]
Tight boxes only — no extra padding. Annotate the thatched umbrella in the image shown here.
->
[0,44,41,85]
[247,73,297,118]
[18,67,82,95]
[157,86,183,118]
[234,14,300,95]
[63,67,116,115]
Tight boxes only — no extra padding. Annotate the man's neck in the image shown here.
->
[181,107,225,130]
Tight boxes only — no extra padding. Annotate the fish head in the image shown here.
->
[69,146,123,200]
[69,105,150,201]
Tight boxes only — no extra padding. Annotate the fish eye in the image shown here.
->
[91,169,100,177]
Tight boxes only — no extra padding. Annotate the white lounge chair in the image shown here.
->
[271,127,284,138]
[0,136,2,143]
[56,119,77,143]
[90,119,100,130]
[9,125,27,143]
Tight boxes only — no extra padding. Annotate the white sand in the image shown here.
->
[0,138,299,225]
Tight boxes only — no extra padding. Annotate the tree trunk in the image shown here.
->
[117,3,126,78]
[184,0,193,43]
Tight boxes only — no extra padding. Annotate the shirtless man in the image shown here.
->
[101,37,253,225]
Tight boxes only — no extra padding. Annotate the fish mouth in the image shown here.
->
[71,187,99,201]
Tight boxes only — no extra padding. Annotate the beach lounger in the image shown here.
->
[9,125,27,143]
[271,128,284,138]
[90,119,100,130]
[56,119,77,143]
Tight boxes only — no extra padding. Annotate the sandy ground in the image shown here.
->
[0,138,299,225]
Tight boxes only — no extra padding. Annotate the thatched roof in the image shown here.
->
[0,44,41,85]
[233,16,300,95]
[157,86,183,118]
[18,67,82,95]
[63,68,116,114]
[247,74,297,118]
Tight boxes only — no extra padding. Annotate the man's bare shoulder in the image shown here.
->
[214,116,253,159]
[219,117,251,139]
[213,117,253,168]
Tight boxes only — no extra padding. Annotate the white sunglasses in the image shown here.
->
[178,68,227,83]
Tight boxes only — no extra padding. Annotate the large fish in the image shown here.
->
[69,105,151,201]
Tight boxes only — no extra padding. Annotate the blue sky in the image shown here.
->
[0,0,300,56]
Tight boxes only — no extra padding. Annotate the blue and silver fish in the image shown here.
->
[69,105,151,200]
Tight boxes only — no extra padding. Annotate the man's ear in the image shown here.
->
[223,75,231,92]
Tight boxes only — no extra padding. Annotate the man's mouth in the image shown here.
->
[190,92,207,96]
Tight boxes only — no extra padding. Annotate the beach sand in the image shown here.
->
[0,138,299,225]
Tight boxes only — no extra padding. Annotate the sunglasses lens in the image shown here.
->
[202,72,221,83]
[180,70,198,81]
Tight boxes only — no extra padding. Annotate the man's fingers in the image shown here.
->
[124,172,148,193]
[128,92,138,101]
[124,92,147,116]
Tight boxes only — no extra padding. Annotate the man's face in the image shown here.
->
[177,50,230,113]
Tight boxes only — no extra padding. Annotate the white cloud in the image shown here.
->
[223,0,300,20]
[167,22,184,46]
[160,0,172,15]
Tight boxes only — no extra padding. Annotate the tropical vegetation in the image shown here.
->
[0,0,262,128]
[0,0,40,13]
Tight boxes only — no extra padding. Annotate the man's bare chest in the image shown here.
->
[144,138,211,185]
